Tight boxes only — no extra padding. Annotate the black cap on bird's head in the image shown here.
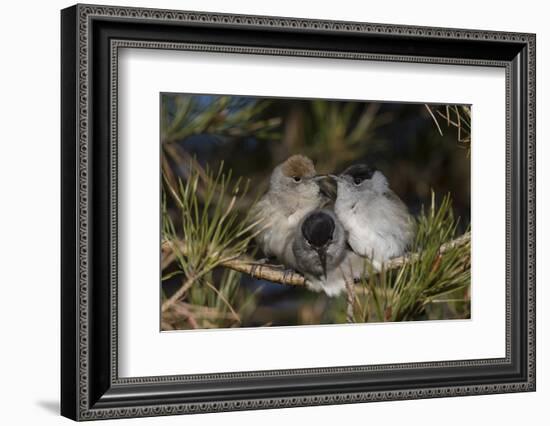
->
[302,211,335,279]
[329,163,376,186]
[302,211,335,248]
[329,163,389,196]
[341,164,375,185]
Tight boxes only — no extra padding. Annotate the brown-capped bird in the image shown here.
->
[252,155,329,269]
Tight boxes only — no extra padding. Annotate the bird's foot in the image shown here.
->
[254,256,285,268]
[249,258,283,279]
[281,268,300,285]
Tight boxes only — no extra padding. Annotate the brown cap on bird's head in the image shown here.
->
[280,155,316,179]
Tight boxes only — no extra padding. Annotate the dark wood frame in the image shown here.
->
[61,4,536,421]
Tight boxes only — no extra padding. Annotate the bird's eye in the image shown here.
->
[353,177,362,185]
[292,176,301,182]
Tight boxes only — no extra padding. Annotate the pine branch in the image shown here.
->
[381,231,470,270]
[345,278,356,323]
[161,231,470,288]
[162,239,305,286]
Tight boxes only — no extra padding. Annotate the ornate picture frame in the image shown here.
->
[61,4,535,420]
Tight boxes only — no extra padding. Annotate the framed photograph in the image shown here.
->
[61,4,536,421]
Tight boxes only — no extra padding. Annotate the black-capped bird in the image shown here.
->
[332,164,415,267]
[293,209,364,296]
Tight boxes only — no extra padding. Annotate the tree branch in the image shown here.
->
[162,240,306,286]
[161,232,470,289]
[382,231,470,270]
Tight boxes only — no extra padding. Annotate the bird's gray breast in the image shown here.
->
[336,193,412,262]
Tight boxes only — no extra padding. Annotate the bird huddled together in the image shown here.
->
[253,155,415,297]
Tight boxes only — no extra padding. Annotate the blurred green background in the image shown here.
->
[160,93,471,330]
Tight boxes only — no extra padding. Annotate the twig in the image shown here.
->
[161,274,198,313]
[383,232,470,270]
[425,105,444,136]
[164,302,199,329]
[161,321,175,331]
[345,278,356,323]
[162,239,306,286]
[161,232,470,290]
[204,280,241,323]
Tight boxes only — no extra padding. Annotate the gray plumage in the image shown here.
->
[292,209,365,297]
[333,164,415,267]
[252,155,328,268]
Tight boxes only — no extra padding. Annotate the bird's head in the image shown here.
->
[280,154,316,181]
[269,155,326,210]
[293,209,347,280]
[330,163,388,200]
[302,211,335,248]
[301,211,336,280]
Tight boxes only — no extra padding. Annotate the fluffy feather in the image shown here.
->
[280,154,316,179]
[253,155,326,267]
[334,167,414,265]
[293,210,366,297]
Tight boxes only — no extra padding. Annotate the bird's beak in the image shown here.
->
[328,174,343,182]
[313,175,337,201]
[316,247,328,281]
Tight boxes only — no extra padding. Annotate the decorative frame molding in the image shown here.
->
[61,4,536,421]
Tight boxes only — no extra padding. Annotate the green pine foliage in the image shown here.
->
[161,164,262,329]
[161,166,471,329]
[161,95,282,144]
[159,94,471,329]
[351,193,470,323]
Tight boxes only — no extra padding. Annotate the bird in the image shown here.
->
[252,155,329,269]
[292,209,365,297]
[332,164,415,267]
